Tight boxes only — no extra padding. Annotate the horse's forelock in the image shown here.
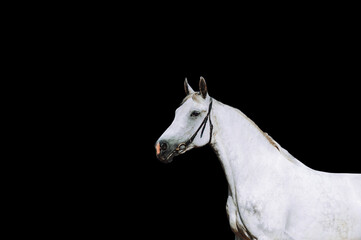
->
[180,92,203,106]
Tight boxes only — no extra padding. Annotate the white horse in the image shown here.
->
[155,77,361,240]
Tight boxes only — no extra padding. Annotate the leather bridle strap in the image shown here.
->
[175,98,213,153]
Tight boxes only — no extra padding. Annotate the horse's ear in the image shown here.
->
[199,76,208,99]
[184,78,195,95]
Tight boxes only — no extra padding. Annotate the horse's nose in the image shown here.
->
[160,141,168,151]
[155,140,168,158]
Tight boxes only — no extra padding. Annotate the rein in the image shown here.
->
[168,98,213,159]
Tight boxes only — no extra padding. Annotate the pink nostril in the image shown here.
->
[156,142,161,155]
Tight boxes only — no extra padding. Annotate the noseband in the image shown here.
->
[173,98,213,155]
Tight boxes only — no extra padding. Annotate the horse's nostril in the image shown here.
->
[160,142,168,151]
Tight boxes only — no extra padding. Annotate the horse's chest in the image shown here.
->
[227,189,290,239]
[227,196,267,239]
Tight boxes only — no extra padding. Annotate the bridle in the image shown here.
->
[175,98,213,153]
[166,98,213,160]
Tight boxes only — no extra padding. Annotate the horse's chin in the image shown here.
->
[161,157,174,164]
[159,152,178,164]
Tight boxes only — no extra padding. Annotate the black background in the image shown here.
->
[47,8,361,239]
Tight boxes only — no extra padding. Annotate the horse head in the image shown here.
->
[155,77,213,163]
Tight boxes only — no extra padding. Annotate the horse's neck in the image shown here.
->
[210,99,289,197]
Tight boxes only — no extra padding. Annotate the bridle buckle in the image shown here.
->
[176,143,186,153]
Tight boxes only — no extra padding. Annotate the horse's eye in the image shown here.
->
[190,111,200,117]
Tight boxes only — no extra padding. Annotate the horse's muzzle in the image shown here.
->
[155,140,177,163]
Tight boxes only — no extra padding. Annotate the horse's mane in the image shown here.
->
[232,105,305,166]
[263,132,305,166]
